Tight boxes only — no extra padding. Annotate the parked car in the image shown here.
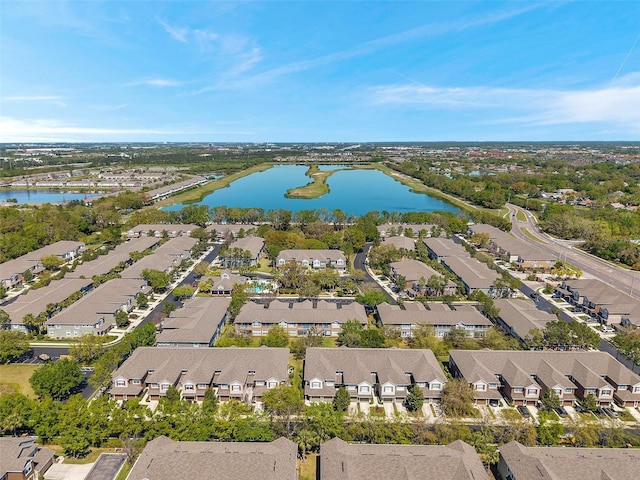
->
[517,406,531,418]
[602,407,619,418]
[602,326,615,333]
[555,406,568,416]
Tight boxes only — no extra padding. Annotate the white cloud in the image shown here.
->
[367,76,640,132]
[0,116,253,142]
[2,95,66,107]
[128,78,186,87]
[157,18,189,43]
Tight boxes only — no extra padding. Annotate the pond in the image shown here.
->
[0,189,99,204]
[164,165,458,216]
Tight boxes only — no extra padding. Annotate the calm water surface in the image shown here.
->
[165,165,458,216]
[0,190,98,204]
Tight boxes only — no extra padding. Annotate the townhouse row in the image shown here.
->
[109,347,640,409]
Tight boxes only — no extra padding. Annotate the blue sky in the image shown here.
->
[1,1,640,142]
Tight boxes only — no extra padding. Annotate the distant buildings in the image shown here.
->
[276,249,347,271]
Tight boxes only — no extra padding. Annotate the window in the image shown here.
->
[513,387,524,393]
[527,388,537,395]
[431,383,442,391]
[184,384,194,391]
[564,388,572,394]
[635,386,640,393]
[132,379,140,385]
[268,381,278,388]
[311,381,322,389]
[600,389,612,396]
[554,389,562,396]
[197,383,207,389]
[475,384,486,391]
[161,383,170,391]
[150,383,159,389]
[116,380,126,387]
[383,386,394,393]
[231,384,241,392]
[326,381,335,387]
[360,385,370,393]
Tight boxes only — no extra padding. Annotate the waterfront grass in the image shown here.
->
[157,163,273,206]
[284,165,334,199]
[0,364,39,397]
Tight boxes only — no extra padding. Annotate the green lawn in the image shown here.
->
[501,408,522,421]
[299,453,318,480]
[0,364,40,398]
[516,210,527,222]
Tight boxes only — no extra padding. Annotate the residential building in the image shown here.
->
[377,302,492,338]
[46,278,150,338]
[0,438,55,480]
[320,438,487,480]
[155,297,230,347]
[1,240,85,289]
[383,235,416,251]
[389,259,456,297]
[423,236,469,262]
[304,347,447,404]
[201,270,247,295]
[219,236,265,268]
[125,223,199,239]
[234,299,367,337]
[126,436,297,480]
[469,224,555,271]
[449,350,640,407]
[276,249,347,271]
[492,298,557,345]
[206,223,257,242]
[440,255,501,295]
[555,279,640,327]
[109,347,290,405]
[377,223,434,239]
[122,236,198,280]
[497,441,640,480]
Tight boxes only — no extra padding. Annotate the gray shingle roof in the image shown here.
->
[235,300,367,326]
[493,298,557,340]
[320,438,487,480]
[156,297,230,345]
[127,436,297,480]
[304,347,446,386]
[499,441,640,480]
[377,302,491,327]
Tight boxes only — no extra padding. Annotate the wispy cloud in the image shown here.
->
[0,116,254,142]
[127,78,186,87]
[3,95,67,107]
[157,18,220,49]
[157,18,189,43]
[189,2,544,95]
[367,73,640,132]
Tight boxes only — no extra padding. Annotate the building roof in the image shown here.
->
[493,298,557,340]
[377,302,492,327]
[68,237,159,279]
[204,271,247,292]
[442,256,500,289]
[227,236,265,258]
[320,438,487,480]
[383,236,416,251]
[389,259,446,283]
[277,249,346,263]
[469,224,554,262]
[560,279,640,312]
[1,240,85,278]
[112,346,290,387]
[46,278,147,328]
[3,278,93,323]
[126,223,199,235]
[126,436,297,480]
[449,350,640,390]
[0,438,55,478]
[235,299,367,325]
[122,236,198,279]
[305,347,446,386]
[422,237,469,258]
[499,441,640,480]
[156,296,230,345]
[377,223,434,236]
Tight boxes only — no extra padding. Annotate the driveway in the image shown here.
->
[45,463,94,480]
[85,454,126,480]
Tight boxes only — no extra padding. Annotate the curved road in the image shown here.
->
[507,203,639,298]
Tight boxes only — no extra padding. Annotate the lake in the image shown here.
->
[0,190,98,204]
[165,165,458,216]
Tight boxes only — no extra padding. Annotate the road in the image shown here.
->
[507,203,639,298]
[141,244,221,326]
[507,204,640,372]
[353,243,396,304]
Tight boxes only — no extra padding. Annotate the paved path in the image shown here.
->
[85,454,126,480]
